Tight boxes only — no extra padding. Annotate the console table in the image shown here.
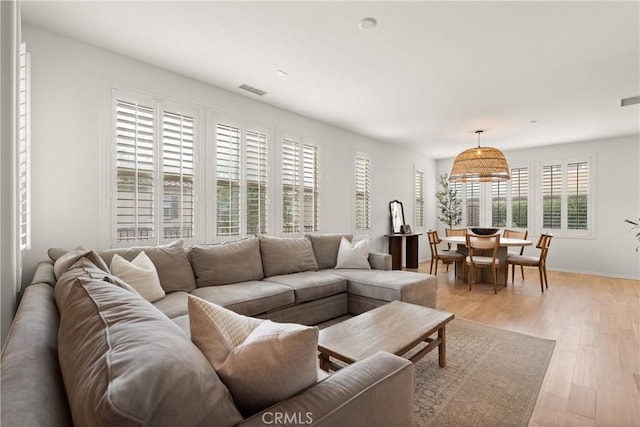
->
[384,233,420,270]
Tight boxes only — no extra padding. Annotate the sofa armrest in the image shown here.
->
[30,260,56,287]
[368,252,391,271]
[1,284,72,427]
[241,351,414,427]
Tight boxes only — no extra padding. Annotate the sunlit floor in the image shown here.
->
[416,261,640,426]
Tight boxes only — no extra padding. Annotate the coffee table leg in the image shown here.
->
[438,327,446,368]
[319,352,330,372]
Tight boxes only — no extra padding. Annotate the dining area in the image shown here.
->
[427,228,553,294]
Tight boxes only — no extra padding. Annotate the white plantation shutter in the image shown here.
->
[491,181,507,227]
[542,164,562,229]
[115,100,155,241]
[303,144,319,233]
[282,138,300,234]
[465,182,480,227]
[415,170,425,228]
[216,123,241,236]
[18,43,30,250]
[511,167,528,228]
[567,162,589,230]
[161,111,195,239]
[355,154,371,231]
[246,129,268,235]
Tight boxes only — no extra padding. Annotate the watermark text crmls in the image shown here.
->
[261,411,313,425]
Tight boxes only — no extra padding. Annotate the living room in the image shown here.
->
[1,1,639,426]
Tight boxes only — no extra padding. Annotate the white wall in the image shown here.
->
[437,135,640,279]
[21,24,436,283]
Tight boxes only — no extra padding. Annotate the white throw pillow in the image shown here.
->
[110,252,165,302]
[335,237,371,269]
[188,296,319,416]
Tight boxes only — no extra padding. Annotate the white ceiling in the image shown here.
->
[21,1,640,159]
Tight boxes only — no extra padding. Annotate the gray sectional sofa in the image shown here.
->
[1,233,437,427]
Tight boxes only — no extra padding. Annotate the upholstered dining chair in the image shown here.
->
[443,228,467,271]
[502,229,528,283]
[505,233,553,293]
[426,230,464,275]
[465,233,501,294]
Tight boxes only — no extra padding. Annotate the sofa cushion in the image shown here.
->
[53,253,116,310]
[259,236,318,277]
[152,291,190,319]
[110,252,165,302]
[191,281,295,316]
[53,249,110,281]
[98,240,196,293]
[57,277,242,427]
[306,233,353,270]
[337,269,437,304]
[263,271,347,303]
[189,296,319,417]
[189,237,264,287]
[335,237,371,269]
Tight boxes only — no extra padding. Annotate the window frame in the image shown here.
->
[354,152,371,233]
[538,157,595,238]
[106,87,203,248]
[213,116,271,240]
[414,168,425,230]
[279,132,320,236]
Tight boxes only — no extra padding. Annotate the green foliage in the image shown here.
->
[435,174,462,229]
[625,218,640,252]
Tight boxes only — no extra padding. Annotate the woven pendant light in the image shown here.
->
[449,130,510,182]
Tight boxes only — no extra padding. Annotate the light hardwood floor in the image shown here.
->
[417,261,640,426]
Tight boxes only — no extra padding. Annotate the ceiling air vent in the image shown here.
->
[619,95,639,107]
[239,84,267,96]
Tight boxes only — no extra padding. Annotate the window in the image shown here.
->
[355,153,371,231]
[491,181,507,227]
[414,170,425,228]
[112,91,198,244]
[541,160,591,235]
[281,137,318,234]
[215,121,269,237]
[510,167,528,228]
[18,42,30,250]
[542,164,562,229]
[567,162,589,230]
[465,182,480,226]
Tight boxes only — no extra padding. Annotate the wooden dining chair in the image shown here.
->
[426,230,464,275]
[443,228,467,271]
[505,234,553,293]
[503,229,528,283]
[465,233,501,294]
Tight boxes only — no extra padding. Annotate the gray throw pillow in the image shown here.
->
[58,278,242,427]
[189,237,264,287]
[259,236,319,277]
[306,233,353,269]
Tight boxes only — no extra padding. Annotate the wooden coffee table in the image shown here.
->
[318,301,455,371]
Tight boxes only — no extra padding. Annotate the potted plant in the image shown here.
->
[625,218,640,252]
[436,173,462,229]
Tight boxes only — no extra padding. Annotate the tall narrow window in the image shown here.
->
[511,167,528,228]
[162,111,195,239]
[246,130,268,235]
[18,42,31,250]
[115,100,155,241]
[491,181,507,227]
[281,138,319,234]
[466,182,480,227]
[303,144,319,233]
[542,164,562,229]
[567,162,589,230]
[355,153,371,231]
[216,124,241,236]
[281,138,300,234]
[415,170,425,228]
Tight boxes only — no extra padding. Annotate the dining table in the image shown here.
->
[440,235,532,286]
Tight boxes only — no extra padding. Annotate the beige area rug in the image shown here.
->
[411,318,555,427]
